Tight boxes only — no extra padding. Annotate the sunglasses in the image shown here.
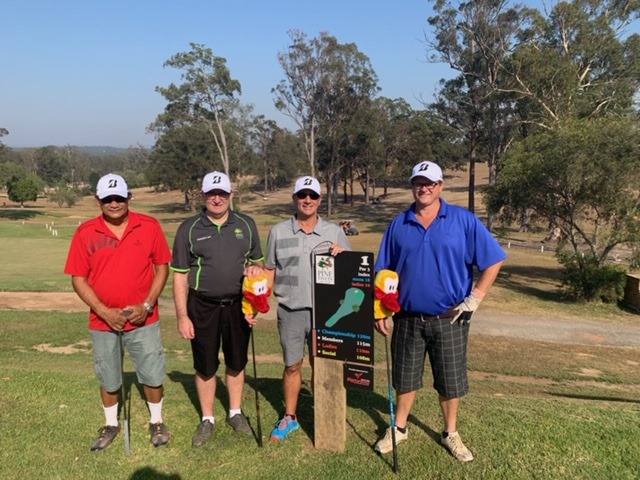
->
[100,195,128,204]
[295,191,320,200]
[412,180,441,190]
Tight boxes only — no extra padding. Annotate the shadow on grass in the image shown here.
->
[0,209,44,220]
[497,264,564,302]
[548,392,640,404]
[130,467,181,479]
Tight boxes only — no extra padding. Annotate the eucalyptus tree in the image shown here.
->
[426,0,525,213]
[273,30,379,198]
[508,0,640,127]
[153,42,241,176]
[147,124,219,208]
[484,117,640,299]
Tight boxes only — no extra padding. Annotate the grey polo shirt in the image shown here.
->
[265,215,350,310]
[171,209,263,298]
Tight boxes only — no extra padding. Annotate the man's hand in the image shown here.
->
[177,316,195,340]
[100,307,129,331]
[330,243,346,256]
[245,313,258,327]
[450,292,482,325]
[123,304,147,325]
[244,265,264,279]
[374,317,391,337]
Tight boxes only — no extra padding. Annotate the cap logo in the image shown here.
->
[108,179,118,188]
[418,163,429,172]
[211,175,222,184]
[303,178,312,186]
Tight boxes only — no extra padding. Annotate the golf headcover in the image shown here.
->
[242,272,271,316]
[374,270,401,319]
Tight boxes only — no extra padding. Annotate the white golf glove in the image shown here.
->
[450,292,482,324]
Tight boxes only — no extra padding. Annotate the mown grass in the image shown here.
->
[1,170,639,479]
[1,310,638,480]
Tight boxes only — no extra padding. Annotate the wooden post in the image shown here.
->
[314,357,346,451]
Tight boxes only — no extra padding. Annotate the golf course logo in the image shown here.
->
[234,228,244,239]
[315,255,335,285]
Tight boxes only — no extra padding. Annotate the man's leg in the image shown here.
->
[283,359,303,415]
[394,390,417,429]
[439,395,459,433]
[195,372,217,417]
[225,367,245,411]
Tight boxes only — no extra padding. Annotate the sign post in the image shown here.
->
[312,251,374,451]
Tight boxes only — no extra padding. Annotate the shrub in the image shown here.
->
[557,252,627,302]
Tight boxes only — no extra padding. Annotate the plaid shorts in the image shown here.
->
[391,315,470,398]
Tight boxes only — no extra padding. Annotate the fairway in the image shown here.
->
[1,167,639,479]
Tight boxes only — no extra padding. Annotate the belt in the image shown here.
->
[190,289,241,306]
[396,308,458,321]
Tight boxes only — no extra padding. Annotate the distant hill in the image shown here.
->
[11,146,146,156]
[78,146,141,156]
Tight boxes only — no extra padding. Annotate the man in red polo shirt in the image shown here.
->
[64,173,172,452]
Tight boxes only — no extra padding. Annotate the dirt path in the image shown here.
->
[2,292,640,348]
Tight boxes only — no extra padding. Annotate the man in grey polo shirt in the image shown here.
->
[265,175,351,442]
[172,171,264,447]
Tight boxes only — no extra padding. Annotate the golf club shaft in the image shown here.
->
[119,329,131,456]
[385,335,399,473]
[250,328,263,447]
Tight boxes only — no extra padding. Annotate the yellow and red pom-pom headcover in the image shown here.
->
[242,273,271,315]
[373,270,400,319]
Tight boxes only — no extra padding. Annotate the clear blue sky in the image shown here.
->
[1,0,455,148]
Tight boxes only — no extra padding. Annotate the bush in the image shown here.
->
[557,252,627,302]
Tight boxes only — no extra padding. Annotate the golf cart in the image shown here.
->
[339,220,359,236]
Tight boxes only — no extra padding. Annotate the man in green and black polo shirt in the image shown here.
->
[171,171,265,447]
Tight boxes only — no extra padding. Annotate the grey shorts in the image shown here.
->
[277,305,312,366]
[90,321,166,392]
[391,315,470,398]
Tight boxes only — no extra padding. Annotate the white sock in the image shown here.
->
[202,416,215,424]
[104,403,118,427]
[228,408,242,418]
[147,398,163,424]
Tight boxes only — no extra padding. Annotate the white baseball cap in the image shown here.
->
[410,161,443,183]
[293,176,321,196]
[202,171,232,193]
[96,173,129,199]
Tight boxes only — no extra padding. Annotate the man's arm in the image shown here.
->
[173,271,194,340]
[71,276,127,331]
[127,264,170,325]
[472,260,504,300]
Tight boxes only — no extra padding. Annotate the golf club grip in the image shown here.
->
[385,336,399,473]
[251,329,263,447]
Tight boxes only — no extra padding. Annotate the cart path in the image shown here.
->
[1,292,639,348]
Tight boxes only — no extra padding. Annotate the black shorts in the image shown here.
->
[391,315,470,398]
[187,291,251,377]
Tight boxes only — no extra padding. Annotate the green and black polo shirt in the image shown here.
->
[171,209,264,298]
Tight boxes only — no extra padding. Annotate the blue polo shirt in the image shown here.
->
[375,199,506,315]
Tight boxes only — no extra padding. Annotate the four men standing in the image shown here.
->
[66,163,504,462]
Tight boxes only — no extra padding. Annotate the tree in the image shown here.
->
[506,0,640,126]
[7,174,44,207]
[0,162,27,189]
[153,42,241,176]
[426,0,525,213]
[147,124,219,208]
[485,117,640,299]
[48,182,80,207]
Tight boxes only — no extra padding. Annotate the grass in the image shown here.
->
[1,167,639,479]
[1,310,638,479]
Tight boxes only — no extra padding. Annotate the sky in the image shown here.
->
[1,0,457,148]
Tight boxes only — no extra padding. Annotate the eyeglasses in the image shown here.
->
[295,191,320,200]
[412,181,441,191]
[100,195,128,204]
[204,190,230,199]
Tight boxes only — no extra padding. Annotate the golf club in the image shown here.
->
[250,328,263,447]
[385,335,399,473]
[121,309,132,456]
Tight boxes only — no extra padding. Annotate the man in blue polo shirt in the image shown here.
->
[373,161,506,462]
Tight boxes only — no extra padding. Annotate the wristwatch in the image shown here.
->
[143,302,154,315]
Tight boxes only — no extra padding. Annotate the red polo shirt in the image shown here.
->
[64,211,172,331]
